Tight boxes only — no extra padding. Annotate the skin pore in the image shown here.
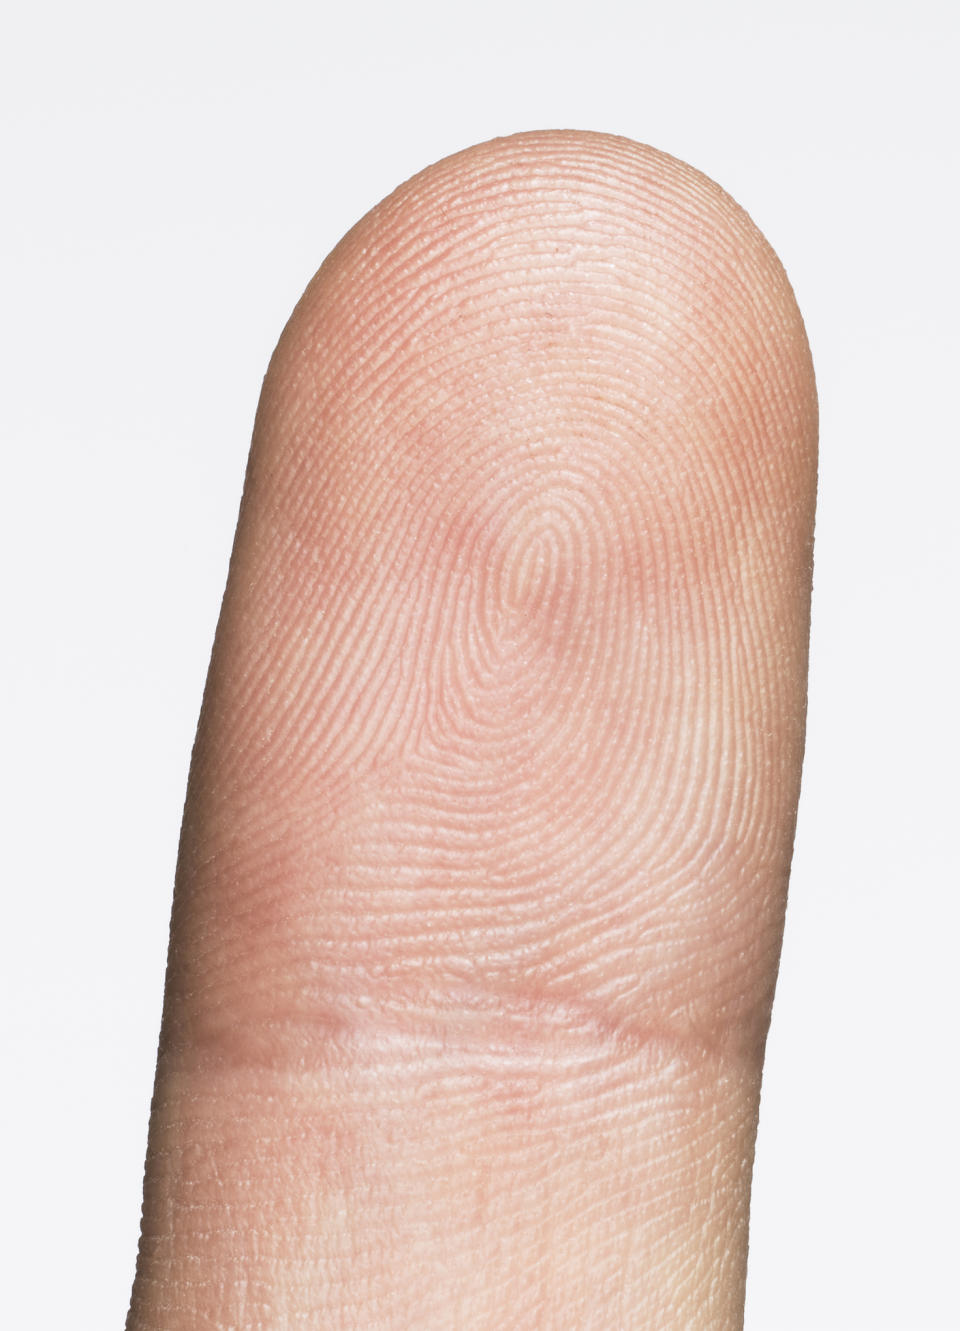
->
[127,129,817,1330]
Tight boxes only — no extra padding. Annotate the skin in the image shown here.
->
[127,129,817,1330]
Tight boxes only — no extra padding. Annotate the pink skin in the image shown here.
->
[128,130,817,1330]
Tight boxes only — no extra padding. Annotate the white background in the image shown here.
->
[3,2,957,1328]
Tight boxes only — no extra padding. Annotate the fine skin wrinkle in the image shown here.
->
[129,130,817,1330]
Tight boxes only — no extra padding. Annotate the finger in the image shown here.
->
[128,129,816,1330]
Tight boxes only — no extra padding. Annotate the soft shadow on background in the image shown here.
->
[3,3,957,1328]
